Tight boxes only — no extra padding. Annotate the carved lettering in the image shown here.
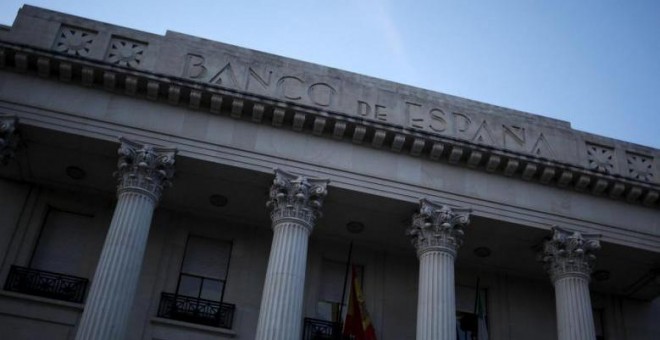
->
[178,53,566,163]
[276,76,304,100]
[375,105,388,121]
[472,120,497,146]
[357,101,371,117]
[429,108,448,132]
[183,54,207,79]
[410,118,424,129]
[210,63,240,88]
[406,102,424,130]
[453,112,471,135]
[503,125,525,148]
[245,67,272,91]
[308,83,336,107]
[531,133,555,158]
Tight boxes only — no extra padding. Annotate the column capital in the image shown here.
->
[266,168,329,230]
[0,115,19,165]
[115,137,177,201]
[541,226,601,282]
[407,199,471,257]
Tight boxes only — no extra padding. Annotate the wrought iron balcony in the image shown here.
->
[157,292,235,329]
[3,265,89,303]
[303,318,343,340]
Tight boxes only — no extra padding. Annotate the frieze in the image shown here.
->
[0,6,658,208]
[181,52,563,161]
[182,54,340,108]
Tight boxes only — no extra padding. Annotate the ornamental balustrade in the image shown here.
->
[157,292,235,329]
[3,265,89,303]
[302,318,343,340]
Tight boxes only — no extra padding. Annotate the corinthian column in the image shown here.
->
[255,169,329,340]
[407,199,471,340]
[540,227,601,340]
[0,115,19,165]
[75,137,176,340]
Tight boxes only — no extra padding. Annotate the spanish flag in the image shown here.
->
[343,265,377,340]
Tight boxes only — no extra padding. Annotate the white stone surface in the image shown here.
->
[416,250,457,340]
[255,169,328,340]
[554,276,597,340]
[75,139,176,340]
[75,192,156,340]
[0,6,659,340]
[255,222,312,340]
[541,227,601,340]
[407,200,471,340]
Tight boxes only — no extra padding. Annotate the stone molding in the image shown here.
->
[115,137,177,202]
[0,114,18,165]
[266,169,329,230]
[0,40,658,209]
[540,227,601,282]
[407,199,471,257]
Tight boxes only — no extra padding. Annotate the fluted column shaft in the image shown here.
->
[255,220,312,340]
[407,199,471,340]
[75,138,176,340]
[417,249,456,340]
[554,275,596,340]
[541,227,601,340]
[75,192,155,339]
[255,169,329,340]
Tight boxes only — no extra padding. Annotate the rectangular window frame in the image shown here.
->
[174,235,233,304]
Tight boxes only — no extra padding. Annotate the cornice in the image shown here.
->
[0,41,658,210]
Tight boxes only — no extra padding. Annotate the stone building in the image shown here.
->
[0,5,659,340]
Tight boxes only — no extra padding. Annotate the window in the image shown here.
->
[176,236,232,302]
[594,308,605,340]
[4,208,100,303]
[157,235,235,329]
[456,286,488,340]
[304,260,364,340]
[30,208,98,277]
[316,259,363,323]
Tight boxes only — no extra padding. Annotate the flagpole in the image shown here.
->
[474,277,480,314]
[338,241,353,331]
[474,277,489,340]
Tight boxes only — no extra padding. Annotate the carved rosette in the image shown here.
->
[541,227,601,282]
[0,115,19,165]
[266,169,329,230]
[106,37,147,68]
[115,137,177,201]
[407,199,471,257]
[53,26,96,57]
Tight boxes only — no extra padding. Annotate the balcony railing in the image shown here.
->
[157,292,235,329]
[3,265,89,303]
[303,318,343,340]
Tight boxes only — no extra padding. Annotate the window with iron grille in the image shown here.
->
[176,236,232,302]
[157,235,235,329]
[3,208,100,303]
[30,208,100,278]
[316,259,363,323]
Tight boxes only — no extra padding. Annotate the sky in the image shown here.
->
[1,1,659,148]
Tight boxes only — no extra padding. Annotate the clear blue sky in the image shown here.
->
[2,1,659,148]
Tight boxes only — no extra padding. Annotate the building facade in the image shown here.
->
[0,5,659,340]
